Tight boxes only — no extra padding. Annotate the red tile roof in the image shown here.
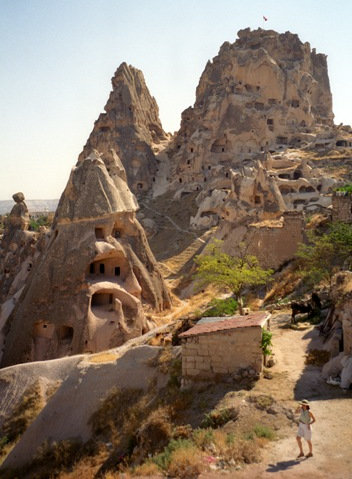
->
[179,312,270,338]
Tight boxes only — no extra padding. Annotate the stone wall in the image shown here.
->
[246,211,305,269]
[332,193,352,223]
[181,326,263,381]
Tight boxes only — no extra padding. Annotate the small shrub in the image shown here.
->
[152,438,193,471]
[173,424,193,439]
[192,428,214,449]
[335,184,352,194]
[240,439,262,463]
[253,424,275,440]
[167,445,204,478]
[28,215,52,231]
[135,406,173,456]
[212,431,261,464]
[200,407,239,428]
[261,329,273,357]
[132,461,161,476]
[249,394,274,411]
[203,297,238,317]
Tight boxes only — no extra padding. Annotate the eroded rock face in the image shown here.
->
[0,151,170,367]
[0,194,46,364]
[79,63,169,196]
[170,28,333,185]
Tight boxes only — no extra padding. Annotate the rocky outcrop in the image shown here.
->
[0,151,170,367]
[0,194,45,352]
[79,63,169,196]
[170,28,334,186]
[321,272,352,388]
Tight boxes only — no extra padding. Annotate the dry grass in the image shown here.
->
[249,394,274,411]
[0,379,44,463]
[167,445,205,478]
[132,461,162,476]
[1,439,91,479]
[211,429,262,464]
[305,349,331,366]
[88,352,120,363]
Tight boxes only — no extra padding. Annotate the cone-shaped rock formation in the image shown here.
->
[79,62,168,196]
[0,150,170,367]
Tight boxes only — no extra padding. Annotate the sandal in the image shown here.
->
[306,452,313,458]
[297,452,304,458]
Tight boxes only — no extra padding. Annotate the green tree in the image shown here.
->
[296,222,352,287]
[194,239,273,313]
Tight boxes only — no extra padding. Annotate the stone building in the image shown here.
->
[332,191,352,223]
[180,312,270,384]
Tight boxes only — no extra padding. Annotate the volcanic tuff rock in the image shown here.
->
[147,28,343,266]
[0,194,49,367]
[0,150,170,368]
[79,62,169,196]
[170,27,334,186]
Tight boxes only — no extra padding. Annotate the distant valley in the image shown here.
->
[0,199,58,215]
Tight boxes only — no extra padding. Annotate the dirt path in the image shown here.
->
[203,313,352,479]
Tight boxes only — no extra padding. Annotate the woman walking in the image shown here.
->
[295,399,316,458]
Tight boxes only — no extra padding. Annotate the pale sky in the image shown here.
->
[1,0,351,200]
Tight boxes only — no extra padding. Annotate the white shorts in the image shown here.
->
[297,422,312,441]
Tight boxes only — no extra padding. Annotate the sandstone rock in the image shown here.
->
[0,150,170,367]
[79,63,169,196]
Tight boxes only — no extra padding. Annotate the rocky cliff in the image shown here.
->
[169,27,334,189]
[0,150,170,367]
[79,63,169,196]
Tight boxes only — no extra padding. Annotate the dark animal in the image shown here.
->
[291,293,322,324]
[291,302,313,324]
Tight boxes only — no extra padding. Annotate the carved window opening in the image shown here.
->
[291,99,300,108]
[58,325,74,341]
[137,182,143,189]
[99,263,105,274]
[187,160,191,165]
[267,118,274,125]
[190,148,194,153]
[95,228,104,239]
[293,170,303,180]
[152,177,155,182]
[179,178,182,183]
[254,196,261,204]
[90,263,95,274]
[114,266,120,276]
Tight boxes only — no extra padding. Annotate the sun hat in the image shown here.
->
[299,399,310,406]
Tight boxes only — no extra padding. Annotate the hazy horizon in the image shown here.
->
[1,0,351,200]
